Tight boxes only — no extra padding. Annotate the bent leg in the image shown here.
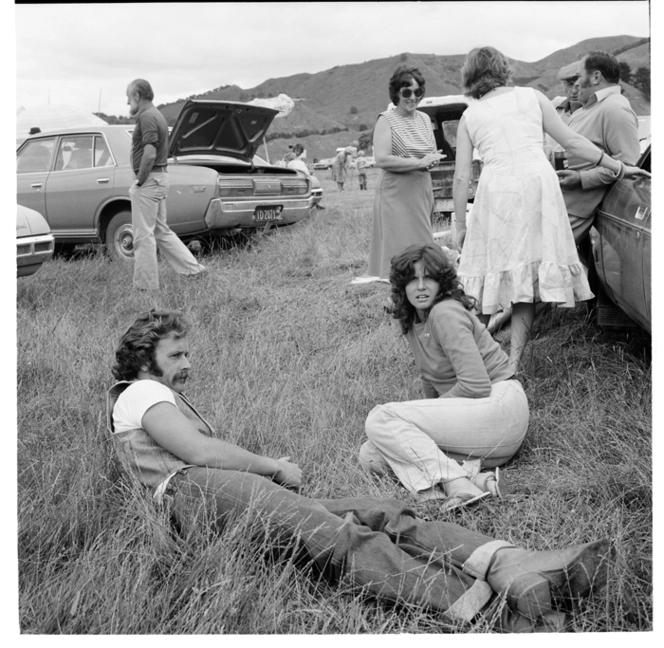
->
[152,175,206,276]
[364,385,528,493]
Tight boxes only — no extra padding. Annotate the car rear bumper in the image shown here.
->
[204,197,315,230]
[17,233,55,277]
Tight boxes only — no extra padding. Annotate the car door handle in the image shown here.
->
[96,178,110,184]
[31,183,43,188]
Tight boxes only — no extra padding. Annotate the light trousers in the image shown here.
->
[129,172,205,290]
[168,467,515,623]
[359,380,529,495]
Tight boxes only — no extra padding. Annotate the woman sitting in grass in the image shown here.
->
[359,243,529,511]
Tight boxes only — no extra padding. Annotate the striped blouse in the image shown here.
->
[380,108,435,159]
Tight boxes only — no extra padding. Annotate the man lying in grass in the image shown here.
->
[106,308,611,632]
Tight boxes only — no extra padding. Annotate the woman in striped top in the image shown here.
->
[367,66,445,281]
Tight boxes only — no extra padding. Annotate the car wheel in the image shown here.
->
[106,211,134,261]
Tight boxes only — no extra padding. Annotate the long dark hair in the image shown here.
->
[390,244,476,334]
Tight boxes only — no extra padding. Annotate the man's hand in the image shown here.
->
[556,169,582,187]
[273,456,303,490]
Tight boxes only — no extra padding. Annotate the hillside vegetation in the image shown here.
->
[140,35,651,162]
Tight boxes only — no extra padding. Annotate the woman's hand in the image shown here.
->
[623,165,651,179]
[273,456,303,490]
[421,150,446,169]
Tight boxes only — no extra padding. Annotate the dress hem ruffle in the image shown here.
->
[459,261,594,315]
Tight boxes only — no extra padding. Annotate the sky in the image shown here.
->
[12,1,652,118]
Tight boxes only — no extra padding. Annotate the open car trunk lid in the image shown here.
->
[169,100,279,162]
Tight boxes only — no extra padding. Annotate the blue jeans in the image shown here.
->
[168,467,507,622]
[129,172,205,290]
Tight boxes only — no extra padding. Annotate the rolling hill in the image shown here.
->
[152,35,650,163]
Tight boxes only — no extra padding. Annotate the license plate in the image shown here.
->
[434,198,454,213]
[253,205,283,222]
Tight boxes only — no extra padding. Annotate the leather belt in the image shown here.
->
[152,165,168,172]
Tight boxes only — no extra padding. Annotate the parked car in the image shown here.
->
[589,144,651,333]
[16,100,314,260]
[417,95,482,219]
[17,204,54,277]
[313,158,334,170]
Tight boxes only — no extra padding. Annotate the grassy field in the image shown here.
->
[16,170,652,633]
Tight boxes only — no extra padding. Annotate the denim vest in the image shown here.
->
[106,381,215,494]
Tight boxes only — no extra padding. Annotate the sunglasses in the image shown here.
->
[399,87,424,99]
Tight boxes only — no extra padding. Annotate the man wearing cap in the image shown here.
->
[556,51,640,248]
[126,78,206,291]
[544,61,583,163]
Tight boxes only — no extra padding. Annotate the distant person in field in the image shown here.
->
[556,50,641,250]
[360,245,528,509]
[331,147,353,191]
[107,309,611,633]
[356,149,369,190]
[543,61,583,164]
[361,66,445,284]
[126,78,205,291]
[452,47,648,373]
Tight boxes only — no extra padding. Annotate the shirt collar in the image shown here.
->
[134,101,154,119]
[584,84,621,109]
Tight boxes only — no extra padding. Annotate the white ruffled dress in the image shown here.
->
[458,87,593,314]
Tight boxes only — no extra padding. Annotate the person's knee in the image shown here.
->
[358,440,388,475]
[365,403,397,441]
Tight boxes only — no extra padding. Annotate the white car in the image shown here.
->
[17,204,54,277]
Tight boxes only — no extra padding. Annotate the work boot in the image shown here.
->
[486,539,611,619]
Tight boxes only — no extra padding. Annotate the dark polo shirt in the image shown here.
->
[131,104,169,174]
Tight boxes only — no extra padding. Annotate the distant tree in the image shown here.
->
[358,124,367,132]
[400,53,408,62]
[349,106,358,114]
[618,61,631,82]
[634,67,650,99]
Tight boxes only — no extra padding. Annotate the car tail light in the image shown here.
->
[281,178,309,196]
[217,178,254,197]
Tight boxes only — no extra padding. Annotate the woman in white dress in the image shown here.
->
[452,46,649,373]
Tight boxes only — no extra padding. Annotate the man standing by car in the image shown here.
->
[556,51,640,250]
[127,79,206,290]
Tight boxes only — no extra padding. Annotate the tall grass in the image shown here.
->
[17,171,651,633]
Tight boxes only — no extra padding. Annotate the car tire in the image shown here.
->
[106,211,134,261]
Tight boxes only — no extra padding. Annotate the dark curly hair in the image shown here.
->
[388,65,426,105]
[112,309,190,381]
[461,46,514,99]
[390,244,476,335]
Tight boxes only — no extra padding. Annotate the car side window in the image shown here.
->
[17,138,56,174]
[55,135,94,171]
[94,136,113,167]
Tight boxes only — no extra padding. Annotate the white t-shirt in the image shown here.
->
[112,380,176,434]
